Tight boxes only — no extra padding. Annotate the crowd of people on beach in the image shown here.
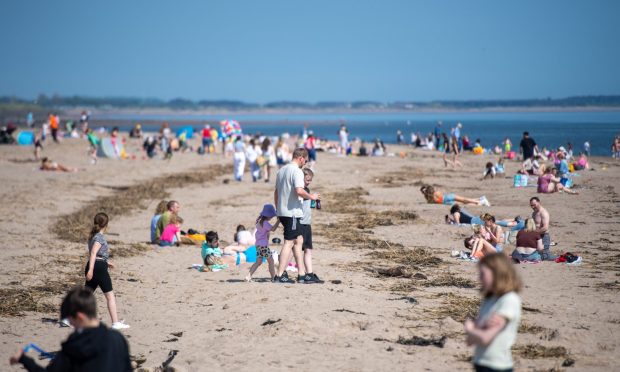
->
[5,111,617,372]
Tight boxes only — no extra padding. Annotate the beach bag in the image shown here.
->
[560,177,573,188]
[256,155,266,167]
[513,174,528,187]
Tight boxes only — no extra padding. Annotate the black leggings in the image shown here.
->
[85,260,113,293]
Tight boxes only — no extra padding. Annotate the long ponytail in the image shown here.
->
[89,213,109,242]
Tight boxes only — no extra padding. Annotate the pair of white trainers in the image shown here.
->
[112,321,130,330]
[479,196,491,207]
[59,318,130,330]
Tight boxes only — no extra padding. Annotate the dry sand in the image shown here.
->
[1,135,619,371]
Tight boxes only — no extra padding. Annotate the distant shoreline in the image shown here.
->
[67,105,620,118]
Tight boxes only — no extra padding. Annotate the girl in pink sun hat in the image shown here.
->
[245,204,280,282]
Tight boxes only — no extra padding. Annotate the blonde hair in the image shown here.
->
[170,215,184,225]
[479,253,522,298]
[154,200,168,215]
[524,218,536,232]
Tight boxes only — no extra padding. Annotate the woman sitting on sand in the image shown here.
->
[150,200,168,244]
[572,152,590,171]
[512,218,543,263]
[420,184,490,206]
[40,157,78,172]
[463,229,497,259]
[481,214,504,252]
[537,167,578,195]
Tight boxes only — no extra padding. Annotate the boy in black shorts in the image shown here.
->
[299,168,323,283]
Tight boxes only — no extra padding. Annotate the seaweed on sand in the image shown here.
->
[426,292,480,323]
[371,246,442,268]
[512,344,570,359]
[421,273,476,289]
[111,242,151,258]
[321,187,369,214]
[396,335,446,348]
[320,221,403,250]
[52,164,231,243]
[0,288,57,317]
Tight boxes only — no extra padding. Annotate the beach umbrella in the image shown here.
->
[220,120,242,138]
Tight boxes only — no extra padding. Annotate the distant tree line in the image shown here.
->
[1,94,620,114]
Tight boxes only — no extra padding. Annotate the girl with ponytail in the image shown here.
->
[85,212,130,330]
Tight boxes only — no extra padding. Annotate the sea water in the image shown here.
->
[97,111,620,156]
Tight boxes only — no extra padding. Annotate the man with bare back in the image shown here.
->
[529,197,556,261]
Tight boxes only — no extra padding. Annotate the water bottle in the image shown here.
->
[316,199,321,210]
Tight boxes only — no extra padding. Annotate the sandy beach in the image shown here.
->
[1,135,619,371]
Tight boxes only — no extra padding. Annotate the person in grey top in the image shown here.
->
[84,213,130,330]
[299,168,322,283]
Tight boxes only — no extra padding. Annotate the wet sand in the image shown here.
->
[1,135,619,371]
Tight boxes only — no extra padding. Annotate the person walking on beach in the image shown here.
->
[85,213,130,330]
[450,134,463,168]
[233,136,246,181]
[338,125,349,155]
[9,286,132,371]
[304,131,318,167]
[454,122,463,151]
[529,197,556,260]
[465,253,521,372]
[519,131,538,161]
[245,204,279,282]
[273,148,320,283]
[49,112,59,143]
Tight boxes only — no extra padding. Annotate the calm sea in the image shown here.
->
[96,111,620,156]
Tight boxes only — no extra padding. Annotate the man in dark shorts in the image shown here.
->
[273,148,320,283]
[519,131,539,161]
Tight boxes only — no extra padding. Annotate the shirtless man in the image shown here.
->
[530,196,556,261]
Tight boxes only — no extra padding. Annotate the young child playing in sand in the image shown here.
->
[85,213,129,330]
[483,162,496,180]
[299,168,323,284]
[245,204,280,282]
[465,253,522,372]
[159,214,183,247]
[201,231,227,272]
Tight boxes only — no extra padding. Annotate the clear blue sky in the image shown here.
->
[1,0,619,102]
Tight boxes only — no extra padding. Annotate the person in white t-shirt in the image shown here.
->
[273,148,320,283]
[465,253,522,372]
[338,125,349,155]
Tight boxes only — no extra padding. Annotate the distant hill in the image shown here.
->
[1,94,620,122]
